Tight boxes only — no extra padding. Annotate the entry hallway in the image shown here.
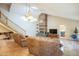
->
[0,39,79,56]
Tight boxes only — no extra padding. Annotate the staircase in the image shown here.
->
[0,8,26,36]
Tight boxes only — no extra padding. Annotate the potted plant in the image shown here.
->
[74,27,78,34]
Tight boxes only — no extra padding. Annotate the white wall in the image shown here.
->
[0,24,10,32]
[47,15,79,39]
[9,3,37,36]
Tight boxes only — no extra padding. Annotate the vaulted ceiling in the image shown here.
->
[0,3,79,21]
[30,3,79,20]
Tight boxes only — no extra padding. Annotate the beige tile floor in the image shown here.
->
[0,39,79,56]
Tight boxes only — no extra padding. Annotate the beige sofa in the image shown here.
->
[13,34,63,55]
[27,36,63,56]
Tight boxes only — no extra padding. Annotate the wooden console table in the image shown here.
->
[0,32,13,40]
[48,34,59,38]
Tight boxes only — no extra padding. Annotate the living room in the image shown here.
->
[0,3,79,56]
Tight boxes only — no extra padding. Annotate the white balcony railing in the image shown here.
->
[0,8,26,35]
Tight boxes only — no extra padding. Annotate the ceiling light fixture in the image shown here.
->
[23,3,37,22]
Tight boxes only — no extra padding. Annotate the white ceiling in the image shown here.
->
[30,3,79,20]
[0,3,79,20]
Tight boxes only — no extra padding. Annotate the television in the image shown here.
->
[49,29,57,34]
